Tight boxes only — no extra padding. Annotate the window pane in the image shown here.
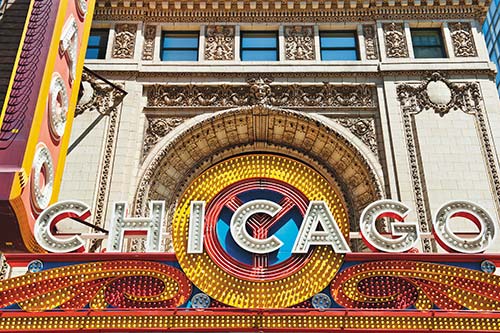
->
[414,46,445,58]
[163,33,198,48]
[86,29,108,59]
[85,48,100,59]
[320,32,356,48]
[161,50,198,61]
[241,32,277,48]
[411,29,445,58]
[241,49,278,61]
[321,49,358,61]
[88,35,103,47]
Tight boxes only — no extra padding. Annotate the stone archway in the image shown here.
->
[135,105,385,250]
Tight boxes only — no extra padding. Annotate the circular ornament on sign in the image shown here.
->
[27,260,43,273]
[173,154,349,308]
[312,292,331,309]
[191,293,211,308]
[48,73,69,139]
[481,260,496,274]
[31,144,55,210]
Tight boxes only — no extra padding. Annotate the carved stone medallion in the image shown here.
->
[397,72,479,116]
[205,25,235,60]
[112,23,137,59]
[284,26,315,60]
[448,22,477,57]
[383,22,408,58]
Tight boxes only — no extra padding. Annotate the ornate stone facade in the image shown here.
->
[204,25,235,60]
[142,25,156,60]
[146,79,376,109]
[112,23,137,58]
[284,25,315,60]
[383,22,408,58]
[363,25,379,60]
[449,22,477,57]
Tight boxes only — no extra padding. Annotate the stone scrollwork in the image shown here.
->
[383,22,408,58]
[146,78,376,109]
[112,23,137,58]
[363,25,379,60]
[448,22,477,57]
[76,70,126,116]
[142,25,157,60]
[143,117,185,157]
[397,72,480,116]
[284,25,315,60]
[205,25,235,60]
[334,118,378,155]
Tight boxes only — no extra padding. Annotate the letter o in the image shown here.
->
[433,201,497,253]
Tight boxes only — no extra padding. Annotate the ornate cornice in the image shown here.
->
[93,1,488,22]
[86,68,496,80]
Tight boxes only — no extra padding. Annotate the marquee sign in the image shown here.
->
[1,154,500,331]
[0,0,96,252]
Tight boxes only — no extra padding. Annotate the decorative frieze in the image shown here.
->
[146,79,376,109]
[448,22,477,57]
[112,23,137,58]
[142,25,156,60]
[284,26,315,60]
[383,22,408,58]
[143,117,185,157]
[205,25,235,60]
[363,25,379,60]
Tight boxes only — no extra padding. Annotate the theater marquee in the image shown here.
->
[1,154,500,332]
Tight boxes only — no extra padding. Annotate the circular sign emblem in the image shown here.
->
[173,154,349,308]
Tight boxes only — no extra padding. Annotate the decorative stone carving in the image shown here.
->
[284,25,315,60]
[143,117,185,157]
[396,72,490,252]
[76,70,126,116]
[76,70,126,253]
[363,25,379,60]
[398,72,500,219]
[142,25,156,60]
[112,23,137,58]
[383,22,408,58]
[448,22,477,57]
[334,118,378,154]
[397,72,480,116]
[204,25,235,60]
[146,79,376,109]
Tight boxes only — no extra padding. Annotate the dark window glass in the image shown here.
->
[411,29,446,58]
[320,31,359,61]
[86,29,109,59]
[161,32,199,61]
[240,31,278,61]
